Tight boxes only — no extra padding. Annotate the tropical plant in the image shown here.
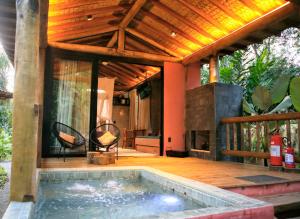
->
[0,166,8,189]
[290,77,300,112]
[243,76,300,115]
[0,51,9,91]
[0,129,12,160]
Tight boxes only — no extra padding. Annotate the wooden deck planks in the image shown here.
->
[41,157,300,189]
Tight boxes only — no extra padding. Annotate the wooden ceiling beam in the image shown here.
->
[132,19,193,53]
[106,31,118,47]
[66,32,113,43]
[119,0,147,28]
[49,5,130,22]
[206,0,246,24]
[106,0,147,48]
[0,5,16,14]
[50,0,127,10]
[48,26,118,42]
[182,2,296,64]
[48,14,120,32]
[126,32,177,56]
[0,16,16,24]
[152,1,217,41]
[126,37,165,55]
[108,63,138,78]
[100,69,133,87]
[239,0,264,15]
[174,0,230,33]
[49,42,182,63]
[100,65,138,84]
[117,63,144,75]
[118,28,125,51]
[140,10,205,47]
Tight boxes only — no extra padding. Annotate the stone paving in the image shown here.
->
[0,161,11,218]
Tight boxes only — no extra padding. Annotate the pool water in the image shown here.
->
[34,175,208,219]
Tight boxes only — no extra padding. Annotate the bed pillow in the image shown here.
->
[98,131,117,145]
[59,131,75,144]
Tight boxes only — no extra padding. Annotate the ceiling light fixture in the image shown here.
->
[171,31,176,37]
[86,15,94,21]
[102,61,109,66]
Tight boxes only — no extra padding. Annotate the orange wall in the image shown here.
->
[164,62,186,153]
[186,62,201,90]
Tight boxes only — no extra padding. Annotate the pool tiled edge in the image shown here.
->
[4,166,274,219]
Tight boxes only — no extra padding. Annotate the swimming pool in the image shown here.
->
[3,166,274,219]
[34,173,207,219]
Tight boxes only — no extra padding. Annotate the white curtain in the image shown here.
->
[129,89,137,130]
[97,77,115,124]
[55,59,92,138]
[137,96,151,132]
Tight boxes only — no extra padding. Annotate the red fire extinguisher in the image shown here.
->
[285,144,296,168]
[270,130,283,166]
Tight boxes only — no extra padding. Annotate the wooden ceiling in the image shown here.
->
[1,0,300,92]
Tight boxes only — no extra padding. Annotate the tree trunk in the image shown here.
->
[10,0,40,201]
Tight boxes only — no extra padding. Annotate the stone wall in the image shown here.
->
[186,83,243,160]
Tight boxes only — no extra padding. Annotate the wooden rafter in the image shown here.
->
[48,42,182,62]
[49,0,125,10]
[174,0,230,33]
[49,26,118,42]
[67,32,113,43]
[132,19,193,52]
[101,65,138,84]
[118,28,125,51]
[106,0,146,48]
[108,63,139,78]
[140,10,205,47]
[207,0,246,24]
[48,14,121,32]
[239,0,264,15]
[126,36,167,55]
[182,2,296,64]
[152,1,217,41]
[48,5,131,22]
[126,28,182,57]
[106,32,118,47]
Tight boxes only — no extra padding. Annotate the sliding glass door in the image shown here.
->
[43,57,93,156]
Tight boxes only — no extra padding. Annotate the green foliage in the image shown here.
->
[0,166,8,189]
[251,86,272,111]
[0,52,9,91]
[270,75,291,104]
[268,96,292,114]
[243,99,256,115]
[0,129,12,160]
[290,77,300,112]
[0,101,12,135]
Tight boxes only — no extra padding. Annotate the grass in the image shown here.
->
[0,166,8,189]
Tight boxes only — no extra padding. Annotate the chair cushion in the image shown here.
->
[98,131,117,145]
[59,131,75,144]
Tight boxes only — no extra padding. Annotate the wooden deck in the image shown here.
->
[41,156,300,189]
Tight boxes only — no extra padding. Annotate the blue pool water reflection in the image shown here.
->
[34,175,207,219]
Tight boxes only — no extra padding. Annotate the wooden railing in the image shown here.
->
[221,112,300,164]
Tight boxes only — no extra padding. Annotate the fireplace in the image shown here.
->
[185,83,242,160]
[191,130,210,151]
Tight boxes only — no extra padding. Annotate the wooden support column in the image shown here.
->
[209,55,219,83]
[10,0,41,201]
[118,28,125,51]
[36,1,49,168]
